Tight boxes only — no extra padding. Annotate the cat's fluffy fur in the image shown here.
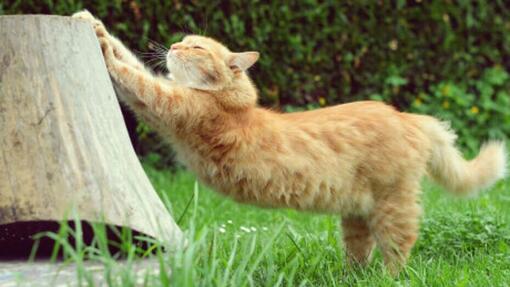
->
[73,11,507,274]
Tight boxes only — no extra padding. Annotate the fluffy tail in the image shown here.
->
[419,117,507,196]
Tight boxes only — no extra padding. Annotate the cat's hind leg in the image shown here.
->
[341,216,376,266]
[368,187,421,275]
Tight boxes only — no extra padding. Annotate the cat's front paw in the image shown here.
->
[72,10,95,21]
[72,10,107,37]
[99,38,115,61]
[99,37,123,74]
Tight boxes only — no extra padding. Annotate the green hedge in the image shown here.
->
[2,0,509,160]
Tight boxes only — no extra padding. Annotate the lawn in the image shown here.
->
[141,164,510,287]
[30,163,509,286]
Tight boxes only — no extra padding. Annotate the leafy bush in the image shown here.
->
[409,67,510,153]
[2,0,509,161]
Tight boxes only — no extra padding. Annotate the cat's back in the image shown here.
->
[278,101,408,139]
[281,101,397,123]
[276,100,430,171]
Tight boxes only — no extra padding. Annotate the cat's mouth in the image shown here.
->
[166,53,182,71]
[167,50,184,61]
[167,51,179,60]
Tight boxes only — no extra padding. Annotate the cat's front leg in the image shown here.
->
[72,10,158,110]
[72,10,146,71]
[98,38,186,119]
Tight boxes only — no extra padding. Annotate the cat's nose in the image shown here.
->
[170,44,184,51]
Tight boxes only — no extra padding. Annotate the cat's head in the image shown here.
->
[166,35,259,92]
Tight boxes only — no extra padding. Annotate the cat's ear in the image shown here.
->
[229,52,259,73]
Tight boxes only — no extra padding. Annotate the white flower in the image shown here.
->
[388,39,398,51]
[218,227,226,233]
[240,226,251,233]
[227,220,233,224]
[250,227,257,232]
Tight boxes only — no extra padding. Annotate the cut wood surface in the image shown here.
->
[0,15,183,249]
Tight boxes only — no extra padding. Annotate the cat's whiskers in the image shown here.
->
[137,46,168,71]
[154,60,168,71]
[137,52,166,58]
[148,40,169,54]
[144,57,165,67]
[135,49,165,59]
[144,55,166,65]
[143,57,166,66]
[144,39,169,60]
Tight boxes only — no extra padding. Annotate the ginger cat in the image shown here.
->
[73,11,507,274]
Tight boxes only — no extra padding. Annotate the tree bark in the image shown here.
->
[0,15,184,250]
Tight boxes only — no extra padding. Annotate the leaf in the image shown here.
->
[385,75,408,87]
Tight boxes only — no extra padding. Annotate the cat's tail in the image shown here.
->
[417,116,507,196]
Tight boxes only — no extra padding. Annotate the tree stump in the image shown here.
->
[0,15,184,257]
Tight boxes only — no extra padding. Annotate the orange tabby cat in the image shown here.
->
[73,11,507,274]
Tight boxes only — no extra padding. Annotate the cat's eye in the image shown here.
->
[193,46,205,50]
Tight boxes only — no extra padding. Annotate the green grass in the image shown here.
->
[143,165,510,287]
[33,164,510,286]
